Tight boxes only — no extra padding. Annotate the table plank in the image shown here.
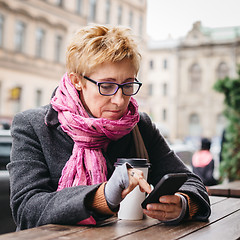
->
[208,180,240,197]
[0,215,120,240]
[230,188,240,197]
[0,197,239,240]
[207,186,229,197]
[180,209,240,239]
[53,216,160,240]
[115,197,240,240]
[0,217,160,240]
[0,224,88,240]
[209,196,226,205]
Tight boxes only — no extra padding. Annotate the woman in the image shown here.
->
[8,25,210,230]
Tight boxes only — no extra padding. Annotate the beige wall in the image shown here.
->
[176,43,234,140]
[147,23,240,142]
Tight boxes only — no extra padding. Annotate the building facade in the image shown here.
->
[0,0,148,125]
[1,1,239,143]
[147,21,240,142]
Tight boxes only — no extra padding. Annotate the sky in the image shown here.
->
[147,0,240,40]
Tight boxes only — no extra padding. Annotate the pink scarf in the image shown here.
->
[51,73,140,191]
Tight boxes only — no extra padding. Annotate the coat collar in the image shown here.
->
[44,87,60,127]
[45,105,59,127]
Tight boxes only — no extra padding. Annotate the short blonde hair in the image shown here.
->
[66,25,141,76]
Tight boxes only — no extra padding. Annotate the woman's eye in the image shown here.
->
[124,84,133,89]
[100,84,116,91]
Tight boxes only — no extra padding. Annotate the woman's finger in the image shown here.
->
[143,201,182,220]
[130,169,151,193]
[143,208,180,221]
[143,194,182,221]
[122,169,151,198]
[138,176,151,193]
[159,194,182,205]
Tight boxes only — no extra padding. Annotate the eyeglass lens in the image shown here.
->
[99,82,140,96]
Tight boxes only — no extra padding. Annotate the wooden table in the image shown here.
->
[208,180,240,197]
[0,196,240,239]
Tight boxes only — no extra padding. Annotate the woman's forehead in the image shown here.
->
[86,60,137,76]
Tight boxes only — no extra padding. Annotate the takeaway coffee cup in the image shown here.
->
[114,158,150,220]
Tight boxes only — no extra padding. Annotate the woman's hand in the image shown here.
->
[104,164,151,210]
[143,194,182,221]
[122,168,151,198]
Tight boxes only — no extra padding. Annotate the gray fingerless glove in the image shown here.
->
[104,163,131,210]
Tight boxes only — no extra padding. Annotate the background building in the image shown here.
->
[1,0,240,144]
[0,0,148,125]
[147,21,240,143]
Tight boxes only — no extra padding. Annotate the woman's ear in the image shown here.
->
[69,73,82,91]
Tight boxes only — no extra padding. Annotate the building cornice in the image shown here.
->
[0,48,65,79]
[0,0,86,30]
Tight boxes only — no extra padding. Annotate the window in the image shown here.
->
[117,5,122,25]
[163,83,167,96]
[35,89,42,107]
[89,0,97,22]
[55,35,62,62]
[76,0,83,15]
[15,21,26,52]
[189,63,201,91]
[105,0,111,24]
[163,59,168,69]
[10,87,21,101]
[0,14,4,47]
[148,83,153,96]
[36,28,45,58]
[189,113,201,137]
[149,60,154,69]
[162,109,167,121]
[12,86,22,114]
[129,10,133,28]
[56,0,63,7]
[217,62,229,80]
[139,15,143,37]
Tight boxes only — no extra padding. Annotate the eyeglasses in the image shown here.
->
[83,76,142,96]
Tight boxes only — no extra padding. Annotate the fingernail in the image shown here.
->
[160,197,166,202]
[147,204,152,210]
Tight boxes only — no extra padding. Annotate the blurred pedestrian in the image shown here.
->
[192,138,218,186]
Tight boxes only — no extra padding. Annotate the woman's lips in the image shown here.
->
[108,110,121,115]
[109,110,121,113]
[106,110,122,119]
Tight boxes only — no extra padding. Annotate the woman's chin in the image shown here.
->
[103,112,123,120]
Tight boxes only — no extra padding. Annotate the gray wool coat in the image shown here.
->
[8,103,211,230]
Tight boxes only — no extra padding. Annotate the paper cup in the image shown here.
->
[114,158,150,220]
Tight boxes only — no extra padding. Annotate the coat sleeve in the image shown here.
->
[8,110,106,230]
[138,112,211,221]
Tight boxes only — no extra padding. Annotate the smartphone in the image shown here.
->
[141,173,188,209]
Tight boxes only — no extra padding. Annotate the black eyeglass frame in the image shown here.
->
[83,75,142,96]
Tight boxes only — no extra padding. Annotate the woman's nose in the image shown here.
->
[111,88,125,106]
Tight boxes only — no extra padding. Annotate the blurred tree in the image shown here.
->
[214,66,240,181]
